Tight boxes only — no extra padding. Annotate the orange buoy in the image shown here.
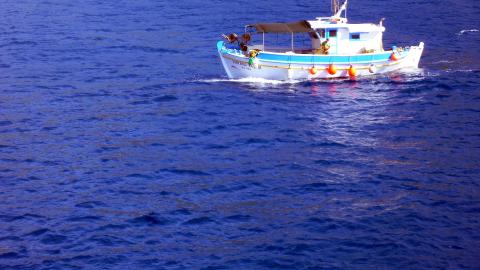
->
[348,65,357,77]
[309,67,318,75]
[390,52,399,61]
[327,64,337,75]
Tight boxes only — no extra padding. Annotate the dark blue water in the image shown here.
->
[1,1,480,269]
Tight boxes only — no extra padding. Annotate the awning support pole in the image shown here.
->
[263,32,265,49]
[291,32,294,51]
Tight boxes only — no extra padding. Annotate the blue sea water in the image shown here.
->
[0,0,480,269]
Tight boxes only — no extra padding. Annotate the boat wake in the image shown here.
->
[457,29,479,35]
[196,71,431,86]
[197,77,303,85]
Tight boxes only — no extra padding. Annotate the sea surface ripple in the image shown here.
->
[0,0,479,269]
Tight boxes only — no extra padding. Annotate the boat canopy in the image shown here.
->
[248,20,313,33]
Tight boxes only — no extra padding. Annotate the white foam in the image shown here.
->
[457,29,479,35]
[448,69,475,73]
[432,60,453,64]
[198,77,302,85]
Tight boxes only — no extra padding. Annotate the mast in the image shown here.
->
[333,0,348,19]
[331,0,340,15]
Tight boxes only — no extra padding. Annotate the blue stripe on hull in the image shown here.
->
[217,41,406,64]
[256,51,394,64]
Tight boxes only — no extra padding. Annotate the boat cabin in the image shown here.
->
[308,17,385,54]
[244,16,385,55]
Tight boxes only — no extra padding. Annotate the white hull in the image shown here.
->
[218,42,424,80]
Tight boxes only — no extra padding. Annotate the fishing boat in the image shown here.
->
[217,0,424,80]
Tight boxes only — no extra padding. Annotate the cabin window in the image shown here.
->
[350,33,361,40]
[329,30,337,37]
[318,29,325,38]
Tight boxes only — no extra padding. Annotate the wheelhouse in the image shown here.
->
[308,17,385,54]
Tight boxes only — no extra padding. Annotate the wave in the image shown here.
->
[444,69,477,73]
[457,29,479,35]
[432,60,453,64]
